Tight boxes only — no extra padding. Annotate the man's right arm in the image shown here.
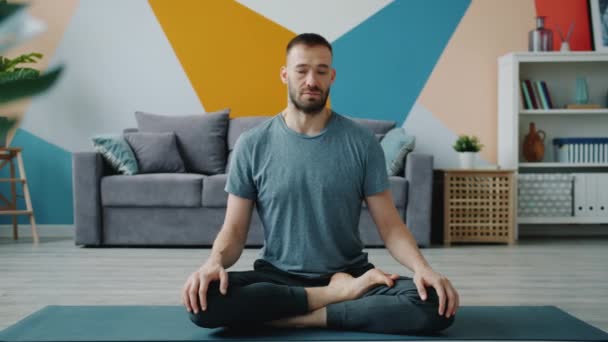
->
[207,193,254,268]
[182,193,254,313]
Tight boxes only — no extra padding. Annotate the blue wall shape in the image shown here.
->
[331,0,471,126]
[0,129,73,225]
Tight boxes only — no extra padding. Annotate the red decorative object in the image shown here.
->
[535,0,593,51]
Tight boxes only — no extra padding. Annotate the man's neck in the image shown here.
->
[281,107,332,136]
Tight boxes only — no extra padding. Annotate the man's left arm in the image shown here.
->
[365,189,460,318]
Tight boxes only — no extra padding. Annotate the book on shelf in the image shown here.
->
[520,81,532,109]
[530,80,543,109]
[521,79,554,110]
[540,81,553,109]
[523,80,539,109]
[535,80,549,109]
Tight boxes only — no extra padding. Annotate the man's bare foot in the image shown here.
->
[328,269,398,302]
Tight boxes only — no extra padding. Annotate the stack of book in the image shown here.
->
[520,79,553,110]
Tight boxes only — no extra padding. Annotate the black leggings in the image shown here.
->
[189,259,454,334]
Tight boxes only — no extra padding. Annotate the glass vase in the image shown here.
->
[575,77,589,105]
[528,16,553,52]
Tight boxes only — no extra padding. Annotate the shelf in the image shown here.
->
[518,216,608,224]
[519,162,608,168]
[520,109,608,115]
[0,178,26,183]
[501,51,608,64]
[0,210,32,215]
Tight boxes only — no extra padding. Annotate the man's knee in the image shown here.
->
[413,287,456,333]
[188,283,225,328]
[420,310,455,333]
[189,309,223,329]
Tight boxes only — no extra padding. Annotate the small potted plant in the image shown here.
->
[453,134,484,169]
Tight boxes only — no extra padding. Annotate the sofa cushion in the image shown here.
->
[91,134,139,175]
[362,176,407,208]
[124,132,186,173]
[381,128,416,176]
[134,109,230,175]
[101,173,204,207]
[348,117,397,135]
[202,174,228,208]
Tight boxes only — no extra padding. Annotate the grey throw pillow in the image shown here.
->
[124,132,185,173]
[91,134,139,175]
[134,109,230,174]
[380,127,416,176]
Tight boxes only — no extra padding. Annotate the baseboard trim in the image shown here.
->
[520,224,608,237]
[0,225,74,238]
[1,224,605,241]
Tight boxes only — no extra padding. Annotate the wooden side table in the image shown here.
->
[0,147,38,243]
[440,168,516,246]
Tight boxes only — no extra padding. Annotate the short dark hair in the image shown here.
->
[286,33,332,56]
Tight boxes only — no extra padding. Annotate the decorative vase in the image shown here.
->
[522,122,546,162]
[560,41,571,52]
[458,152,476,169]
[575,77,589,104]
[528,16,553,52]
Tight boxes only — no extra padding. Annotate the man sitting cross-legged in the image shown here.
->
[181,33,459,335]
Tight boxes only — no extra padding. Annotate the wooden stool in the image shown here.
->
[0,147,38,243]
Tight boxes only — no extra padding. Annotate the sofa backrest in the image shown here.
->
[345,116,397,141]
[124,114,398,173]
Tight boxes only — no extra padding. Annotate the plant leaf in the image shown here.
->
[0,66,63,104]
[0,3,23,24]
[0,67,40,84]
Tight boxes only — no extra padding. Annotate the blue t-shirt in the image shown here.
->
[225,111,389,277]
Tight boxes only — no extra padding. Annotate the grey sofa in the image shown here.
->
[73,115,434,247]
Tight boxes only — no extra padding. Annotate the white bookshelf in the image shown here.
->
[519,162,608,168]
[520,109,608,115]
[498,52,608,228]
[518,216,608,224]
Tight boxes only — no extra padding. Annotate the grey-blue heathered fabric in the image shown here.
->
[225,111,389,277]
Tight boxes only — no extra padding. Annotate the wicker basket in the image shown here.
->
[443,170,516,246]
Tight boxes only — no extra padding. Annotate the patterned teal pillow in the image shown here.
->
[380,128,416,176]
[91,134,139,175]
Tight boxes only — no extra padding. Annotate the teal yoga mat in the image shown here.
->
[0,305,607,341]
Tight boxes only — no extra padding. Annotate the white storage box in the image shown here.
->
[518,173,573,217]
[573,173,608,217]
[553,137,608,163]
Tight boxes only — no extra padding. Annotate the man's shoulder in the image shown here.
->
[333,112,377,142]
[235,115,279,144]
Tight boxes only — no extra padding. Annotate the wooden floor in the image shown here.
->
[1,236,607,333]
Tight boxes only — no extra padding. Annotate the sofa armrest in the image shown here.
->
[73,152,105,246]
[404,152,433,247]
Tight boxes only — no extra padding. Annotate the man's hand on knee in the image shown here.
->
[413,267,459,319]
[181,261,229,314]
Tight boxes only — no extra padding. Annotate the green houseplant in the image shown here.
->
[0,0,64,146]
[452,134,484,169]
[0,53,43,146]
[0,53,44,147]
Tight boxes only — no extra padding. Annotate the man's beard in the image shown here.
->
[288,85,330,115]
